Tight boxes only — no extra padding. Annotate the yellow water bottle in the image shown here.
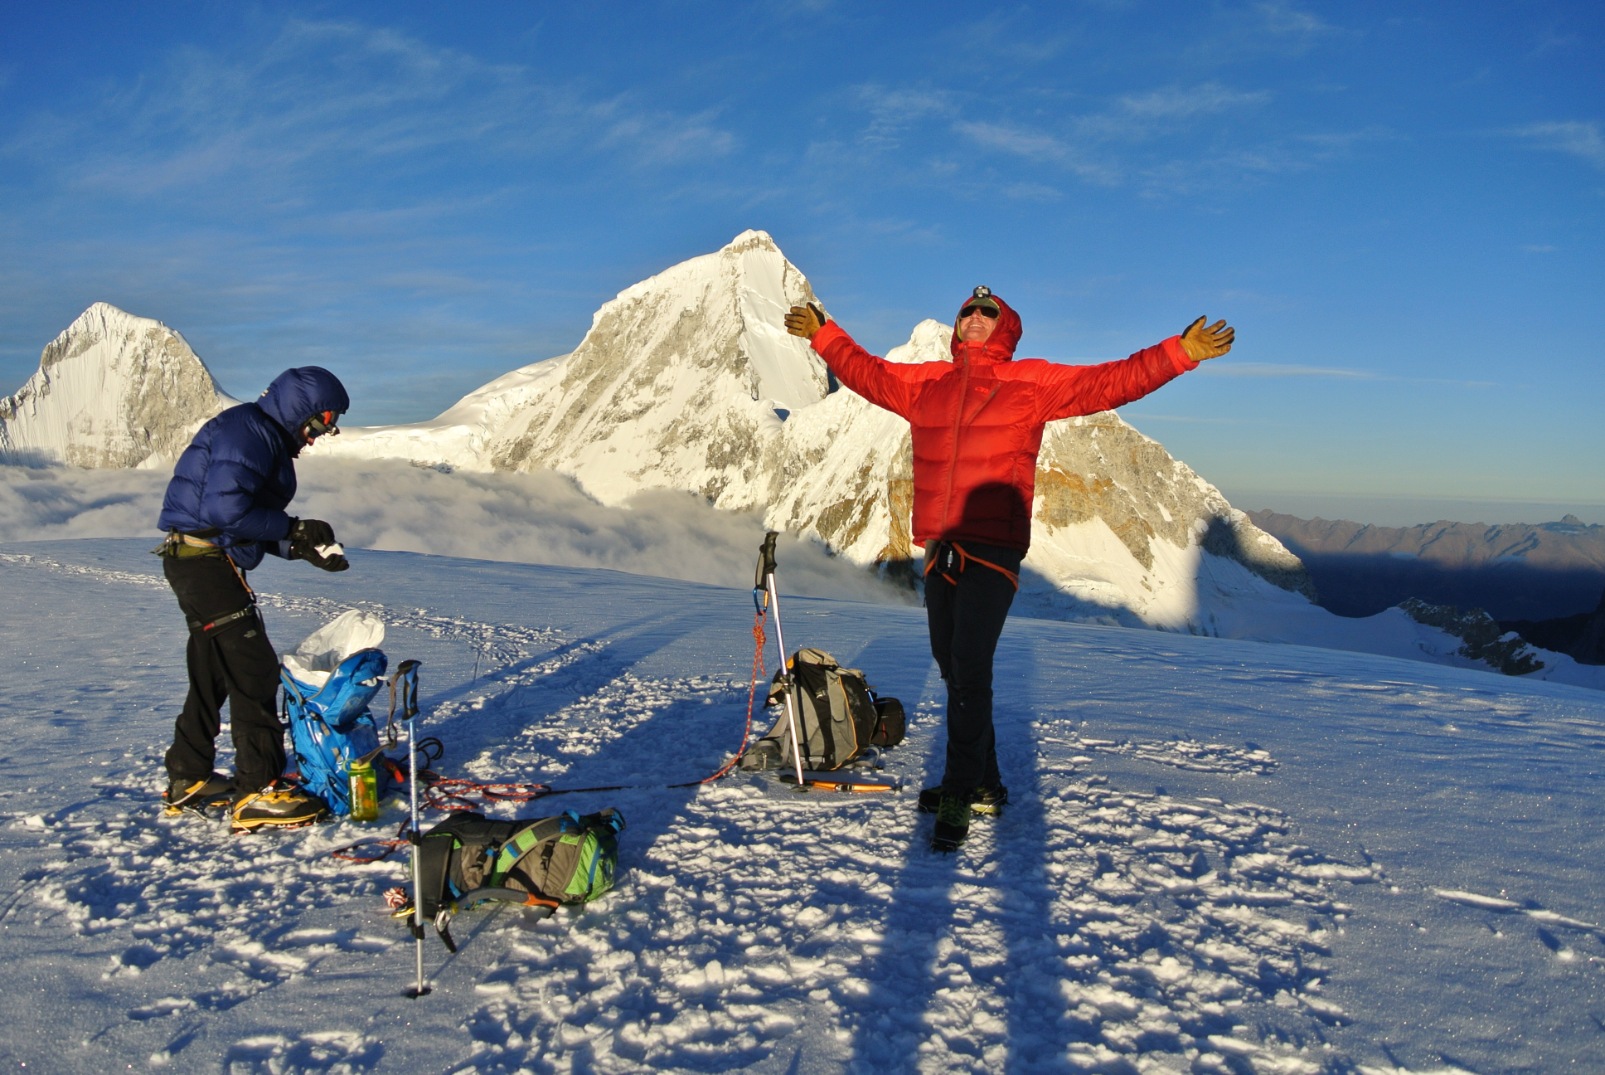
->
[349,758,379,822]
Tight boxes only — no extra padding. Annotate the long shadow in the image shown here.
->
[839,702,968,1070]
[406,614,671,764]
[833,608,1083,1069]
[988,639,1092,1066]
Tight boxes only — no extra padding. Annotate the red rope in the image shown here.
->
[419,775,555,812]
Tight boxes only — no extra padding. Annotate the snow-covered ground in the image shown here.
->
[3,536,1602,1073]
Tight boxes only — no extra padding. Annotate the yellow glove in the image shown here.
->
[1179,316,1235,361]
[784,302,828,341]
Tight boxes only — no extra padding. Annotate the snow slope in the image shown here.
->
[2,538,1602,1073]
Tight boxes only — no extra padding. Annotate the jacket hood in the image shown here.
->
[950,291,1022,363]
[256,366,351,436]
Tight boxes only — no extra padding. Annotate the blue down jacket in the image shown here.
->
[157,367,349,571]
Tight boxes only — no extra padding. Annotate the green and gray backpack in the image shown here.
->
[414,808,625,928]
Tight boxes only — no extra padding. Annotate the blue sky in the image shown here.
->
[2,1,1601,525]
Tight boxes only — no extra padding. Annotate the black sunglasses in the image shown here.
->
[959,304,999,319]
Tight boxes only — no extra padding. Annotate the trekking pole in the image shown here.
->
[756,532,807,787]
[392,659,431,999]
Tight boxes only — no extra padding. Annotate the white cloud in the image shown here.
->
[1200,362,1377,379]
[1112,84,1272,124]
[0,460,913,604]
[1505,121,1605,170]
[8,16,737,199]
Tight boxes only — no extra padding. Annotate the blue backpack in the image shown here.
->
[282,648,392,816]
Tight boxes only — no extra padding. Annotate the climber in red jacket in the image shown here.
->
[785,288,1233,850]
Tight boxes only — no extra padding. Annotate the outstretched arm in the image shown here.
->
[783,303,920,418]
[1034,314,1234,420]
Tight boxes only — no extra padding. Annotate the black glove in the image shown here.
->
[313,550,351,572]
[287,518,348,571]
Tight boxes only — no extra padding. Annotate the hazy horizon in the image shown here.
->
[1223,489,1605,529]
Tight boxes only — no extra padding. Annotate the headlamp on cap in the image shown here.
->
[960,285,999,320]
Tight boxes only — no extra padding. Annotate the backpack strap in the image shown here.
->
[415,828,466,920]
[486,813,570,888]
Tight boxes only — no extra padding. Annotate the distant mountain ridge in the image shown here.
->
[1249,510,1605,622]
[0,303,234,468]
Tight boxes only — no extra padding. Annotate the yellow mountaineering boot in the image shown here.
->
[231,780,328,833]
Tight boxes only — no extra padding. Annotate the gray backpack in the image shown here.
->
[741,648,899,772]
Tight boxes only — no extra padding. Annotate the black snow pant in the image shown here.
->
[162,554,285,794]
[923,540,1023,796]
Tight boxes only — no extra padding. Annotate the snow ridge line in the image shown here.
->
[0,549,569,676]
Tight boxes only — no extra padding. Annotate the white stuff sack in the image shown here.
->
[280,609,386,689]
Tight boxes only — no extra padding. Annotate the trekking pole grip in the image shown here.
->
[756,531,778,589]
[391,659,422,721]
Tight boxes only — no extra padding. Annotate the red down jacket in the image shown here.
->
[809,293,1197,553]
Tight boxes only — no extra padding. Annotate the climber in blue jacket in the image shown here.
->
[156,366,351,832]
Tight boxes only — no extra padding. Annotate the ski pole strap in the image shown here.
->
[923,540,1020,591]
[389,660,421,724]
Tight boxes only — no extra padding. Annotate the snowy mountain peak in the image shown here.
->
[458,233,828,502]
[1,302,234,468]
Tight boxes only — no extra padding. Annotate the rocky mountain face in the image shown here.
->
[0,303,233,468]
[1250,510,1605,622]
[1398,599,1548,676]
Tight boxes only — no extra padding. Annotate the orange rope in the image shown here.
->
[692,602,768,785]
[923,540,1020,590]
